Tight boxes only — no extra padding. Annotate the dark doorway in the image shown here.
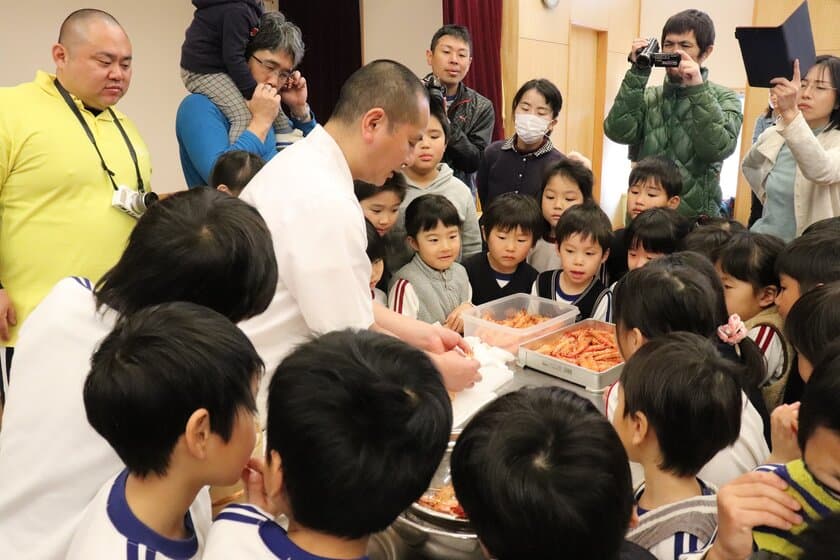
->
[279,1,362,122]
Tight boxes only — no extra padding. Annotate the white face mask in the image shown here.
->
[514,113,551,144]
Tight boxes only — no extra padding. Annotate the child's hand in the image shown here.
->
[247,84,282,128]
[427,350,481,392]
[444,302,474,334]
[241,456,280,516]
[706,471,802,560]
[768,402,801,464]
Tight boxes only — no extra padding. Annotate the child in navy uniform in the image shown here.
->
[532,200,611,320]
[615,333,743,560]
[203,330,452,560]
[67,303,263,560]
[464,193,543,305]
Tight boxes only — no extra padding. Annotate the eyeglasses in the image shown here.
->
[800,79,837,94]
[251,55,294,81]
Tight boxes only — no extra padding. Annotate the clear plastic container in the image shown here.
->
[462,294,578,353]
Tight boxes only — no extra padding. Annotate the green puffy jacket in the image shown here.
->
[604,66,743,218]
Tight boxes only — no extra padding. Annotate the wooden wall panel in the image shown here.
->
[607,0,641,54]
[570,0,610,30]
[566,26,599,160]
[519,1,572,43]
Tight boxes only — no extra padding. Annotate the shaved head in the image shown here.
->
[58,9,124,48]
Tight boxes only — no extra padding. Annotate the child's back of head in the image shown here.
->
[209,150,266,196]
[624,207,691,270]
[265,329,451,539]
[84,301,262,481]
[451,386,633,560]
[785,282,840,382]
[683,218,747,263]
[776,230,840,295]
[617,332,742,477]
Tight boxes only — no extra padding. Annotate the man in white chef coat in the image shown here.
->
[240,59,481,419]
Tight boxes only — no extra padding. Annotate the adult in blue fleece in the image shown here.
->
[176,93,316,188]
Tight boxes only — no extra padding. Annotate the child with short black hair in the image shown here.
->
[774,230,840,319]
[750,345,840,558]
[210,150,266,196]
[593,207,689,322]
[464,193,543,305]
[451,386,652,560]
[682,218,747,263]
[716,232,790,410]
[528,157,594,272]
[533,200,611,320]
[766,284,840,466]
[390,96,482,272]
[389,194,473,331]
[67,302,263,559]
[203,329,452,560]
[354,173,408,237]
[607,156,683,283]
[364,219,387,305]
[616,332,743,560]
[608,256,771,487]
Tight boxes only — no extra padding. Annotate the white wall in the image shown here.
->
[361,0,443,77]
[0,1,195,193]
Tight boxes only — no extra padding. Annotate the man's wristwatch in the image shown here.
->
[292,104,311,121]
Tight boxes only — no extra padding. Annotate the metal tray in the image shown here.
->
[517,319,624,392]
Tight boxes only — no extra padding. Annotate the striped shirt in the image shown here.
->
[753,460,840,558]
[627,480,718,560]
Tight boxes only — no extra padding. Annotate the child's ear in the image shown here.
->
[263,450,285,501]
[600,248,610,264]
[666,195,681,210]
[629,410,649,446]
[624,327,646,358]
[216,184,233,196]
[759,285,778,308]
[184,408,212,460]
[407,236,420,252]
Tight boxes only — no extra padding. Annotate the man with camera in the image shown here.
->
[604,9,742,218]
[423,24,496,187]
[0,9,150,392]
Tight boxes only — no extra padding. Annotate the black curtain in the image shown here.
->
[278,1,362,122]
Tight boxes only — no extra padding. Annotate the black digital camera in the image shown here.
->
[422,74,446,105]
[634,38,681,69]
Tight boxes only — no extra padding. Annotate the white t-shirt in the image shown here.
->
[67,470,211,560]
[0,277,211,560]
[0,278,122,560]
[238,126,374,420]
[605,382,770,488]
[204,504,363,560]
[526,237,561,273]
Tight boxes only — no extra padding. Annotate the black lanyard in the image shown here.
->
[54,79,144,193]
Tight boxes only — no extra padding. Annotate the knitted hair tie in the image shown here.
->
[717,314,748,345]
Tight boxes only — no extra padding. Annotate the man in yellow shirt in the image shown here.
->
[0,8,151,399]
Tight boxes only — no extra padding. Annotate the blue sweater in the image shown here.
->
[175,93,316,188]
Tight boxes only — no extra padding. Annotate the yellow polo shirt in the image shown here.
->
[0,71,151,345]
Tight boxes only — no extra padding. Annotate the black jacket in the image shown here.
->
[464,253,538,306]
[427,75,495,184]
[180,0,264,98]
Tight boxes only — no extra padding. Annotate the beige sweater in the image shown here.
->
[742,112,840,236]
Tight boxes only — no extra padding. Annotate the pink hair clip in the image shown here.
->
[717,314,748,345]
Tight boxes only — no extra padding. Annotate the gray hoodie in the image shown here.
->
[385,163,482,274]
